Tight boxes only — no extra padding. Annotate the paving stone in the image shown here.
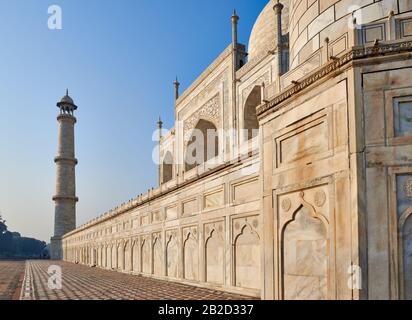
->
[23,260,257,300]
[0,261,26,300]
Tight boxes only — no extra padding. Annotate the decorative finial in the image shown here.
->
[174,77,180,101]
[157,116,163,129]
[66,88,69,96]
[274,0,284,13]
[231,9,239,21]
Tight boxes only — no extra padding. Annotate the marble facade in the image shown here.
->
[60,0,412,299]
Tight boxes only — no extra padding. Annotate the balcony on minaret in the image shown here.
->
[57,89,78,115]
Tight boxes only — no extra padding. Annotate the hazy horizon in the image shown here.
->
[0,0,268,242]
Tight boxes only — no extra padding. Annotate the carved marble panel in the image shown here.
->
[183,227,199,281]
[166,230,179,278]
[166,206,178,220]
[124,241,131,271]
[152,211,162,223]
[152,234,163,276]
[106,246,111,268]
[397,175,412,218]
[141,214,150,226]
[131,241,138,272]
[397,174,412,299]
[183,199,197,216]
[111,244,117,269]
[118,243,124,270]
[204,190,224,210]
[241,72,270,103]
[361,23,386,44]
[205,222,225,284]
[141,237,151,274]
[233,217,260,290]
[399,18,412,38]
[276,115,330,167]
[233,178,260,204]
[183,95,221,140]
[282,206,328,300]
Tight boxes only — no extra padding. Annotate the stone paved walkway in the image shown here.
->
[0,261,26,300]
[21,260,255,300]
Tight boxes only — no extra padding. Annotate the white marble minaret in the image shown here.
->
[50,90,78,260]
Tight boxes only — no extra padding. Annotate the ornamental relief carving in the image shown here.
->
[204,221,224,243]
[281,198,292,212]
[314,190,327,207]
[278,189,330,228]
[152,232,161,243]
[183,94,221,140]
[233,216,260,242]
[183,226,198,241]
[257,40,412,117]
[140,234,150,244]
[179,69,228,117]
[404,178,412,199]
[241,72,270,103]
[166,229,178,243]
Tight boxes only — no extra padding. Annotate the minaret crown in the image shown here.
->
[57,89,78,115]
[174,77,180,101]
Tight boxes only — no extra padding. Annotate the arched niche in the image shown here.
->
[282,205,329,300]
[152,235,163,276]
[234,224,260,290]
[106,245,111,269]
[243,86,261,141]
[141,238,151,274]
[117,243,123,270]
[205,230,224,285]
[131,240,138,272]
[166,234,178,278]
[185,119,219,172]
[122,241,130,271]
[162,151,173,183]
[111,244,117,269]
[183,233,199,281]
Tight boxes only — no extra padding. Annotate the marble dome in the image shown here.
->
[60,94,74,105]
[248,0,290,61]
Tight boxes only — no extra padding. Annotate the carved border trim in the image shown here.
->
[257,40,412,117]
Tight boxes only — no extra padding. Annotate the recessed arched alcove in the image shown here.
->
[166,235,178,278]
[141,239,151,274]
[183,233,199,281]
[282,205,328,300]
[205,230,224,285]
[152,236,162,276]
[162,151,173,183]
[234,225,260,290]
[244,86,261,141]
[185,119,219,172]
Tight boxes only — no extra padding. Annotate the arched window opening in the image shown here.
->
[185,119,219,172]
[244,86,261,141]
[162,151,173,183]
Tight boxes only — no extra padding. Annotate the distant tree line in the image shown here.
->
[0,214,48,259]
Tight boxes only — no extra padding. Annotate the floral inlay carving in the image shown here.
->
[404,178,412,198]
[183,94,220,140]
[314,191,327,207]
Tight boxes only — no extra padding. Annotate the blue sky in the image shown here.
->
[0,0,268,242]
